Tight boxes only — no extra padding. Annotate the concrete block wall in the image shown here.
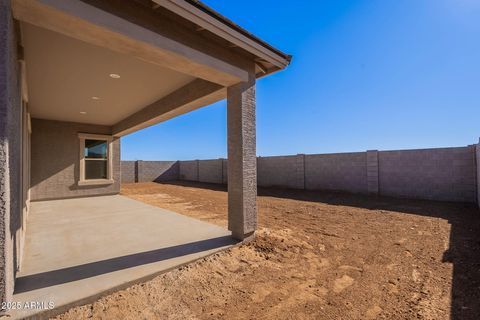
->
[222,159,228,184]
[378,146,477,203]
[179,160,198,181]
[305,152,368,193]
[366,150,379,194]
[121,142,480,205]
[121,161,136,183]
[477,142,480,207]
[137,160,179,182]
[198,159,224,184]
[257,155,304,189]
[121,159,228,185]
[121,160,180,183]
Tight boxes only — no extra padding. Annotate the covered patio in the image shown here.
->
[0,0,290,316]
[12,195,235,319]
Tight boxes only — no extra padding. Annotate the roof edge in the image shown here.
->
[153,0,292,69]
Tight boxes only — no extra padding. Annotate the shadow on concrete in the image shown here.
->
[156,180,480,320]
[14,235,237,294]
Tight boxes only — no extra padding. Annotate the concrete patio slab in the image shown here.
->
[9,195,235,319]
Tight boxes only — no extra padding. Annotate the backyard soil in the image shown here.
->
[55,181,480,320]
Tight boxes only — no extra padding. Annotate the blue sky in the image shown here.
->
[122,0,480,160]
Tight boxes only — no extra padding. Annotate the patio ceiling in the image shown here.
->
[22,23,196,126]
[12,0,290,137]
[12,0,291,137]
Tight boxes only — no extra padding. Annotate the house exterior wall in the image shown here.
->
[16,101,30,279]
[0,0,20,305]
[30,119,120,201]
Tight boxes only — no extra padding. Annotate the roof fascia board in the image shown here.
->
[153,0,290,68]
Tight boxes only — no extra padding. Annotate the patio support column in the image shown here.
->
[227,68,257,240]
[0,0,17,306]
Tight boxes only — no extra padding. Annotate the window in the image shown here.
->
[78,133,114,186]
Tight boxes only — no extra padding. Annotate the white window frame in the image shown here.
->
[78,133,114,186]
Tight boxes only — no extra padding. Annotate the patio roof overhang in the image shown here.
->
[0,0,291,311]
[12,0,291,137]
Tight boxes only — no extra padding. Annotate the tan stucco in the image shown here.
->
[30,119,121,201]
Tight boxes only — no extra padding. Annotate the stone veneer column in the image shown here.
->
[366,150,379,195]
[227,70,257,240]
[0,0,15,306]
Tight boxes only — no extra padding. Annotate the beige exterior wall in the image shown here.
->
[30,119,120,201]
[18,101,30,274]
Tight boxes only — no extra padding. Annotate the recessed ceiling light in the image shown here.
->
[80,111,87,115]
[109,73,121,79]
[91,96,100,100]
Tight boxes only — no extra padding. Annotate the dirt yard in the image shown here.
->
[56,182,480,320]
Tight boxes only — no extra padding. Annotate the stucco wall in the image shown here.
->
[30,119,120,201]
[0,0,19,304]
[378,147,477,202]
